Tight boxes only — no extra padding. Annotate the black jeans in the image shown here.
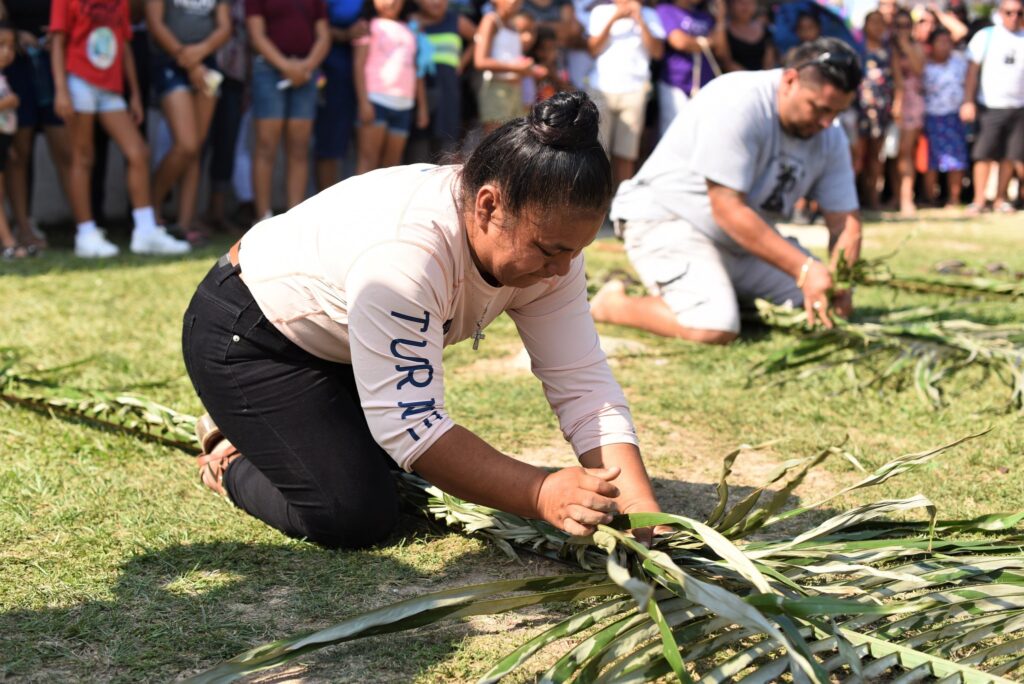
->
[181,260,400,548]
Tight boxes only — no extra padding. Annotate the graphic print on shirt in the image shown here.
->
[389,309,444,442]
[83,0,123,70]
[759,152,806,216]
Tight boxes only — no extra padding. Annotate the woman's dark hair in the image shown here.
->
[460,90,613,216]
[795,11,821,29]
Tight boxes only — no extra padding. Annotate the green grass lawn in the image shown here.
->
[1,209,1022,682]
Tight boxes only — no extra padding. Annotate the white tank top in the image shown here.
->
[488,15,522,82]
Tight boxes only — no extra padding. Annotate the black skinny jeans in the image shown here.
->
[182,260,401,548]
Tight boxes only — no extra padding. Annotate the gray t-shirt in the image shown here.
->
[611,69,858,252]
[153,0,227,47]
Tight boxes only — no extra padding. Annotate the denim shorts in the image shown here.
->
[67,73,126,114]
[251,56,318,121]
[151,51,217,99]
[365,101,413,136]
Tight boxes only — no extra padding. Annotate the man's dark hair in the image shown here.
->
[460,90,612,216]
[796,11,822,28]
[928,26,952,44]
[785,37,863,93]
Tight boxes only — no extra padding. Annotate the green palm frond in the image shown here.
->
[839,254,1024,300]
[4,359,1023,683]
[750,300,1024,411]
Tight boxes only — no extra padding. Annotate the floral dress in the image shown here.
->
[857,46,894,139]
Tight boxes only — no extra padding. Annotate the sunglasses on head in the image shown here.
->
[792,50,863,91]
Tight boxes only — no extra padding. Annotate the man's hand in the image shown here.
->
[832,289,853,319]
[801,260,834,328]
[960,101,976,123]
[536,466,621,537]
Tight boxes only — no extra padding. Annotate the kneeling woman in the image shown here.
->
[182,91,661,549]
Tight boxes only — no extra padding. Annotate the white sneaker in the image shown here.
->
[130,227,191,255]
[75,229,120,258]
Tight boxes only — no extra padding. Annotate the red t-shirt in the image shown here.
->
[245,0,327,58]
[50,0,133,94]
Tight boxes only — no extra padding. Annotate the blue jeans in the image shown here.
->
[251,56,318,121]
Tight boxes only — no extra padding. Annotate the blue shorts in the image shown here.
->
[251,56,318,121]
[67,74,126,114]
[364,101,413,136]
[151,51,217,99]
[314,46,356,159]
[4,48,61,128]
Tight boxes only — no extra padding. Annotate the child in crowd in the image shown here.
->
[406,0,476,162]
[529,25,570,102]
[354,0,428,173]
[50,0,189,258]
[922,27,968,206]
[0,23,27,260]
[794,11,821,43]
[245,0,331,222]
[146,0,232,245]
[855,9,902,210]
[474,0,542,132]
[588,0,665,187]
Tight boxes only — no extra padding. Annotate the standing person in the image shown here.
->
[474,0,541,133]
[529,25,571,101]
[891,8,925,216]
[654,0,724,136]
[404,0,476,163]
[587,0,665,186]
[181,91,663,549]
[146,0,232,245]
[313,0,365,191]
[855,10,901,210]
[245,0,331,222]
[960,0,1023,215]
[723,0,774,72]
[203,0,248,234]
[353,0,428,174]
[592,39,864,344]
[922,27,968,206]
[3,0,72,254]
[0,22,28,260]
[50,0,191,257]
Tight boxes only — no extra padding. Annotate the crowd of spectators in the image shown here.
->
[0,0,1020,260]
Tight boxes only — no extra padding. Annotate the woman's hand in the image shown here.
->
[129,92,144,126]
[54,88,74,122]
[959,101,976,123]
[358,99,375,125]
[416,106,430,130]
[536,466,621,536]
[177,44,206,70]
[17,31,38,51]
[286,59,312,86]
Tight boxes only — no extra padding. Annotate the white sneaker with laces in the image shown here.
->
[74,229,120,258]
[130,227,191,255]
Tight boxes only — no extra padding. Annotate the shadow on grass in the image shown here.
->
[0,534,514,682]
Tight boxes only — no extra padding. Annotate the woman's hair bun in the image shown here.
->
[527,91,600,149]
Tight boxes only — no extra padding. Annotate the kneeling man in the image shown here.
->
[592,38,864,344]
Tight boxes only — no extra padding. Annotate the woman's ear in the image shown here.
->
[475,184,500,233]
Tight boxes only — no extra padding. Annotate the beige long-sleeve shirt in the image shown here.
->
[239,164,638,471]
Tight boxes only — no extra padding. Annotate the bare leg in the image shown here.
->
[861,137,885,210]
[283,118,313,209]
[178,89,219,229]
[898,128,919,216]
[252,118,284,218]
[98,109,151,209]
[995,160,1013,206]
[970,159,992,209]
[0,173,25,256]
[380,132,408,169]
[924,169,939,204]
[42,124,73,200]
[589,280,737,345]
[6,129,39,243]
[611,156,636,190]
[66,111,98,224]
[356,123,387,175]
[152,89,200,222]
[947,170,964,205]
[316,158,339,191]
